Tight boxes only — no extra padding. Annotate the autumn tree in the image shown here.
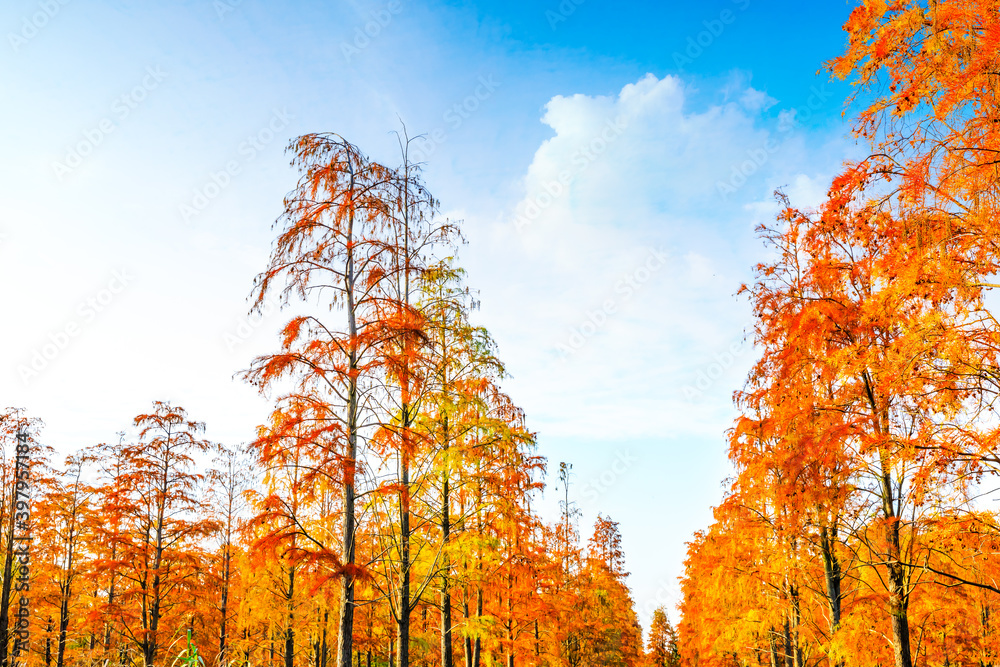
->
[207,444,253,666]
[34,452,91,667]
[244,133,402,667]
[579,516,643,667]
[96,402,215,667]
[88,433,132,666]
[646,607,678,667]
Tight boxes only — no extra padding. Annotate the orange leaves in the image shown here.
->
[687,133,1000,662]
[77,402,221,667]
[829,0,1000,258]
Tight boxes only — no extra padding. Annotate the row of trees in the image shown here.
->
[679,2,1000,666]
[1,133,659,667]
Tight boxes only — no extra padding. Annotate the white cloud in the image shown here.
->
[468,73,848,443]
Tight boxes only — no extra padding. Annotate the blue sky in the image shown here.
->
[2,0,861,629]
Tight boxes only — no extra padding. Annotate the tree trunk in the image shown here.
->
[103,541,118,659]
[440,418,453,667]
[56,589,70,667]
[320,609,328,667]
[820,524,842,633]
[790,584,803,667]
[888,556,913,667]
[782,617,792,667]
[337,387,358,667]
[862,370,913,667]
[145,456,170,667]
[219,539,231,666]
[57,473,82,667]
[441,569,453,667]
[45,617,52,667]
[506,576,515,667]
[285,567,296,667]
[463,597,472,667]
[397,446,411,667]
[880,459,912,667]
[337,172,361,667]
[472,585,483,667]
